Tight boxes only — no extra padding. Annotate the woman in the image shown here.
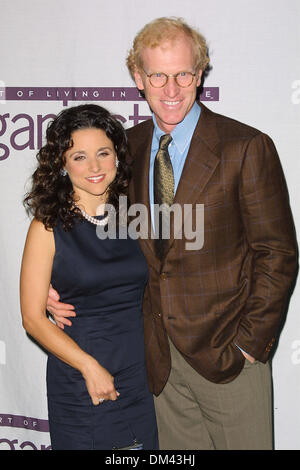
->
[20,104,158,450]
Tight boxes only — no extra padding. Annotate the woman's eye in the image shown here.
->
[98,152,109,157]
[74,154,85,161]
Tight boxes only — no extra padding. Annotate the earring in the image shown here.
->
[60,169,67,176]
[116,159,119,168]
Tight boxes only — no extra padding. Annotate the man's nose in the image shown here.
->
[163,76,180,97]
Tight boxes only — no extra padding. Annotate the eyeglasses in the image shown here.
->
[143,70,197,88]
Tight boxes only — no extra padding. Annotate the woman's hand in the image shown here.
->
[81,357,120,405]
[47,285,76,329]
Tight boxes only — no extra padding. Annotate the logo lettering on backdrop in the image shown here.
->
[0,439,51,450]
[0,86,219,161]
[0,414,50,450]
[0,81,5,104]
[0,414,49,432]
[291,339,300,365]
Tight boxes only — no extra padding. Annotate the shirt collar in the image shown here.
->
[152,101,201,154]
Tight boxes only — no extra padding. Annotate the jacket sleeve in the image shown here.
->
[234,132,298,361]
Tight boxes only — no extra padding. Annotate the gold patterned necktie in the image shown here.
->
[154,134,174,259]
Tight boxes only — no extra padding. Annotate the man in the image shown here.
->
[48,17,298,449]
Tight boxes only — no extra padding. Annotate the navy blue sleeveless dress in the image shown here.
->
[47,216,158,450]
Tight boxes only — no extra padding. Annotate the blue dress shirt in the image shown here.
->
[149,101,201,224]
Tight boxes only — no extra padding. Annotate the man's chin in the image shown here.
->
[155,114,185,133]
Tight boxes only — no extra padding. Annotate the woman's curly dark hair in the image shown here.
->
[24,104,131,230]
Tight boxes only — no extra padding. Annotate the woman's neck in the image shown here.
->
[74,194,108,216]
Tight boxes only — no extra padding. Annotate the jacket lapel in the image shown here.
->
[130,121,160,263]
[164,103,221,255]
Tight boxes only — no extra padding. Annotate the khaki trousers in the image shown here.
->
[154,338,273,450]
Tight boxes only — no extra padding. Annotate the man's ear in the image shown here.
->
[196,69,203,87]
[133,69,145,91]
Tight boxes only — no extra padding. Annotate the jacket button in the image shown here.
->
[160,272,168,280]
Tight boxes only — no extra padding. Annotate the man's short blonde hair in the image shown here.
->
[126,17,210,78]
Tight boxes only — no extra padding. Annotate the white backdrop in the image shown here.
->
[0,0,299,450]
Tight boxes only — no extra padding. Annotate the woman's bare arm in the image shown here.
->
[20,219,119,404]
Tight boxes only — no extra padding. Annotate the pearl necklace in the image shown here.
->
[76,204,112,226]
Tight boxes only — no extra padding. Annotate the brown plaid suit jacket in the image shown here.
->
[127,103,298,396]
